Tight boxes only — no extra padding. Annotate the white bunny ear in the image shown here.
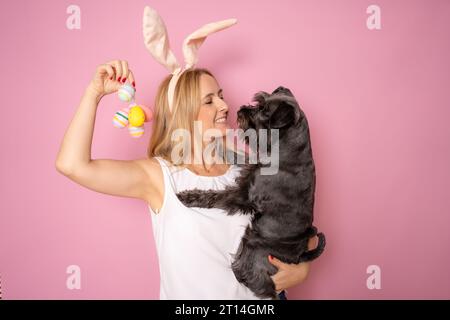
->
[182,19,237,69]
[143,6,181,74]
[143,6,238,113]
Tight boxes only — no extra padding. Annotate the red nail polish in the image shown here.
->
[110,77,113,80]
[132,81,136,88]
[122,78,126,83]
[117,77,121,82]
[268,255,273,260]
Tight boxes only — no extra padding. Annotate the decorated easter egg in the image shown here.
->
[140,105,153,122]
[118,83,135,102]
[128,125,144,138]
[128,106,146,127]
[112,108,129,128]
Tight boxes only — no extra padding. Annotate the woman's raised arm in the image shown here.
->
[55,61,163,207]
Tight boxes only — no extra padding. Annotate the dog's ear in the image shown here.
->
[270,101,296,128]
[252,91,270,106]
[272,86,293,96]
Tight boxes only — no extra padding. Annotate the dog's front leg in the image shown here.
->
[176,186,254,215]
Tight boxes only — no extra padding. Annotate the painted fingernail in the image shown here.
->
[132,81,136,88]
[110,77,113,80]
[268,255,273,260]
[117,77,121,82]
[122,78,126,83]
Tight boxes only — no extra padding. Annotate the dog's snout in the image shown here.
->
[238,105,255,114]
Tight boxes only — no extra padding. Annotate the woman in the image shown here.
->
[55,60,317,299]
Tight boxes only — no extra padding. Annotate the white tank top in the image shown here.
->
[148,156,263,300]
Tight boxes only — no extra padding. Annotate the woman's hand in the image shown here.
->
[87,60,136,98]
[269,235,318,292]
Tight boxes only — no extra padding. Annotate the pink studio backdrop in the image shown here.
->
[1,0,449,299]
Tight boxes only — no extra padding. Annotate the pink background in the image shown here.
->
[1,0,449,299]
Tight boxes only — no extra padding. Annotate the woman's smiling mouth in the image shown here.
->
[215,116,227,123]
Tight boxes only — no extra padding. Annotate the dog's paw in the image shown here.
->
[176,189,206,207]
[176,191,192,206]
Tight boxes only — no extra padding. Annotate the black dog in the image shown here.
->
[176,86,326,299]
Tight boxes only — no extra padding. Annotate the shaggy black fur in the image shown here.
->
[176,86,326,299]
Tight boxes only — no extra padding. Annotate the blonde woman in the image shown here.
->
[56,60,318,300]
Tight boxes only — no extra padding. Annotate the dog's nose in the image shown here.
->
[238,105,253,112]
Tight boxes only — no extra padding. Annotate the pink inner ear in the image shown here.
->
[139,105,153,122]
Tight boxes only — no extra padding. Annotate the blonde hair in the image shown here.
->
[147,68,219,166]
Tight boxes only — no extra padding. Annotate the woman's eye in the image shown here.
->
[205,96,224,104]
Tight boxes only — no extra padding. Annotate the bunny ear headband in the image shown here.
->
[143,6,237,112]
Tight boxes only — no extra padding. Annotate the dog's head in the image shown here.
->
[237,86,301,133]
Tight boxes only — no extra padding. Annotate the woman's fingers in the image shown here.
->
[111,60,122,81]
[105,60,119,80]
[104,60,135,87]
[127,69,136,89]
[103,64,115,79]
[120,60,129,83]
[97,63,114,79]
[109,66,115,80]
[268,255,285,269]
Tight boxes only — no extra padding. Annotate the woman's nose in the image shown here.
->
[217,98,228,112]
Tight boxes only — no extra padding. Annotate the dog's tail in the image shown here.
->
[298,232,326,262]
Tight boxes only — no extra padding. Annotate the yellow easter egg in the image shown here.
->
[128,106,145,127]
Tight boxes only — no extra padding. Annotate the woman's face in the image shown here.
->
[196,74,229,138]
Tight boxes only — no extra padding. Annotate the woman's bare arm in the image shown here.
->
[55,85,103,173]
[55,61,162,206]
